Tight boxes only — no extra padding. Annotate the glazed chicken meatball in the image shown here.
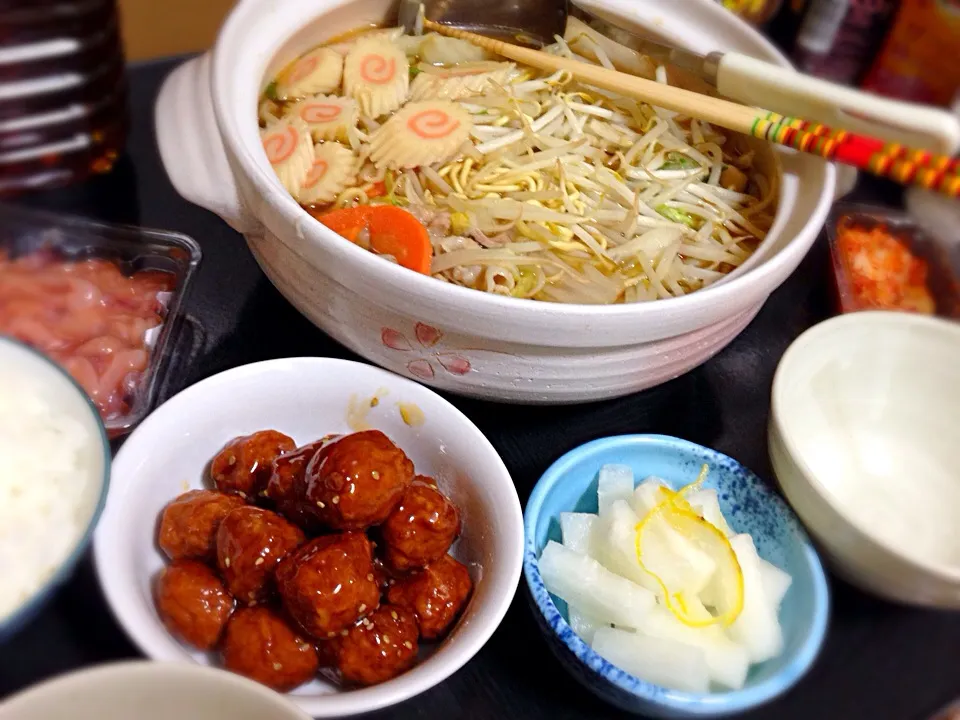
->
[158,489,246,562]
[275,532,381,640]
[265,438,335,530]
[301,430,414,530]
[216,506,305,605]
[222,607,319,692]
[387,554,472,640]
[336,604,419,686]
[414,474,437,487]
[155,559,234,650]
[371,556,393,593]
[381,480,461,572]
[315,638,339,669]
[210,430,296,499]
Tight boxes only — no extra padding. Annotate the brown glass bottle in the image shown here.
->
[791,0,899,86]
[0,0,127,194]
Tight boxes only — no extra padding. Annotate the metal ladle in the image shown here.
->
[399,0,567,48]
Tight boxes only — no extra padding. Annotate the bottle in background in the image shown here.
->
[792,0,899,85]
[861,0,960,108]
[0,0,128,195]
[715,0,785,26]
[764,0,811,53]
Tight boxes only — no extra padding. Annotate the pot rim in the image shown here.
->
[208,0,836,329]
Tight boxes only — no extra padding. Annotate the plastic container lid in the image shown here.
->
[0,204,204,438]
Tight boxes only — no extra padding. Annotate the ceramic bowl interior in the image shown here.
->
[209,0,834,350]
[770,312,960,602]
[0,661,310,720]
[523,435,829,717]
[254,0,782,281]
[0,336,110,640]
[93,357,522,718]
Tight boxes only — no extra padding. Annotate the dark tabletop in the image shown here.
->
[2,58,959,720]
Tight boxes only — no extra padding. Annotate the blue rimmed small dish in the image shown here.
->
[0,335,111,641]
[523,434,829,718]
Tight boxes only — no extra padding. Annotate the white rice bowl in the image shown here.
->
[0,337,109,632]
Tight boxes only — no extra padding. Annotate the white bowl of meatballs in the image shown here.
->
[154,0,836,404]
[94,357,523,717]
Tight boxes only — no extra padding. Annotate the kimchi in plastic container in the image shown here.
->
[827,203,960,320]
[0,204,202,437]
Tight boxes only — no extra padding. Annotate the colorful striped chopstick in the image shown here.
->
[751,113,960,196]
[425,20,960,198]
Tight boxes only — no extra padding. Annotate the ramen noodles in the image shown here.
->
[258,26,777,304]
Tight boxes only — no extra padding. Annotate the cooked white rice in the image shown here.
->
[0,372,98,620]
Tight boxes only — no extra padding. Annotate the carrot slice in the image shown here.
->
[364,206,432,274]
[366,181,388,199]
[314,205,432,275]
[314,206,369,243]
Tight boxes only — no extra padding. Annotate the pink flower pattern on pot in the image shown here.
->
[380,323,472,380]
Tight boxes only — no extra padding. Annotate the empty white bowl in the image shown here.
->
[94,358,523,717]
[769,312,960,608]
[0,661,310,720]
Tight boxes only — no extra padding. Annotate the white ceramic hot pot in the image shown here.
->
[155,0,836,404]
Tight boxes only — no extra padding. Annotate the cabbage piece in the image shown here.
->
[419,35,493,64]
[656,205,699,229]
